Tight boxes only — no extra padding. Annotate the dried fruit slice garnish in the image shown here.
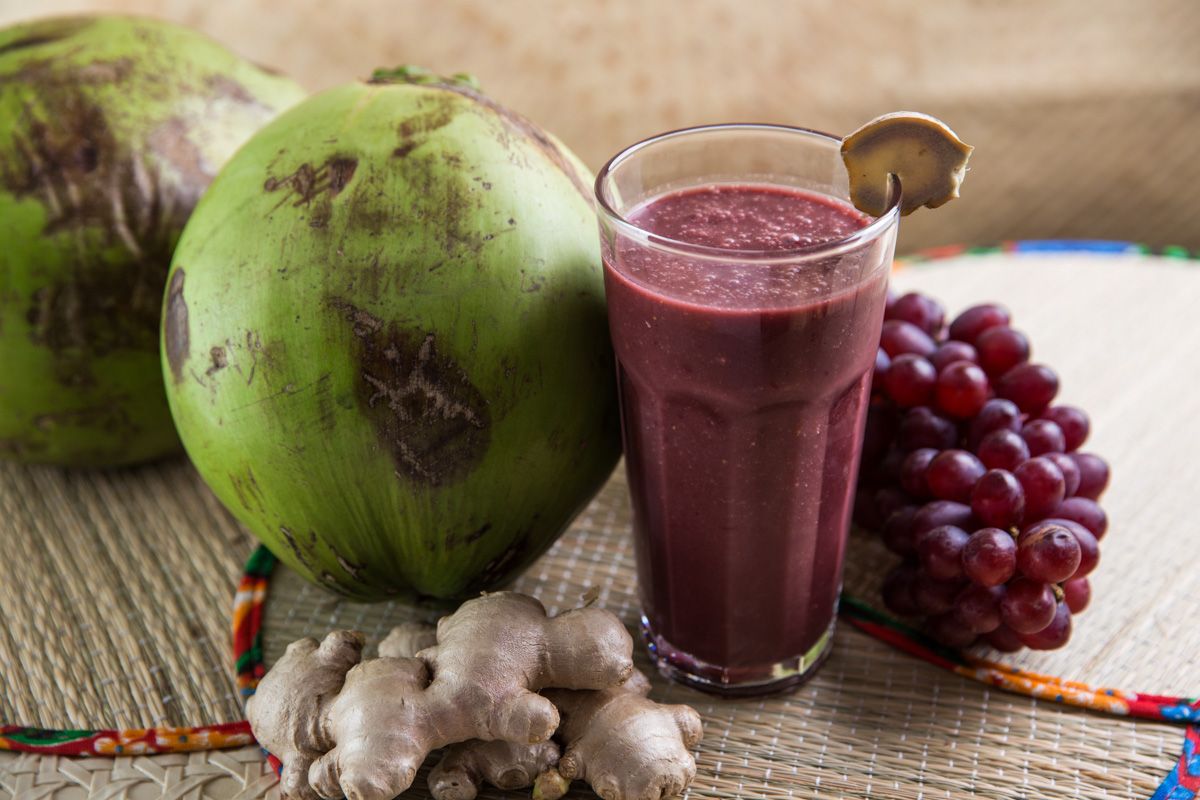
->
[841,112,973,216]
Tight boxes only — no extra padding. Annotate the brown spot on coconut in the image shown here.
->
[164,269,190,384]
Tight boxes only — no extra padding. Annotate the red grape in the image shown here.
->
[1014,457,1066,521]
[975,326,1030,376]
[985,624,1024,652]
[872,348,891,394]
[1063,577,1091,613]
[1054,497,1108,539]
[914,576,968,615]
[948,303,1011,344]
[997,363,1059,413]
[1070,453,1110,500]
[885,354,937,407]
[882,506,919,556]
[926,449,986,503]
[1000,577,1057,634]
[955,584,1004,633]
[976,429,1031,471]
[1045,452,1081,497]
[936,361,990,418]
[879,448,905,484]
[967,398,1022,449]
[962,527,1018,586]
[912,500,975,542]
[1040,405,1090,451]
[1037,518,1099,578]
[861,406,899,479]
[897,406,959,451]
[900,448,938,498]
[930,340,979,372]
[1018,602,1072,650]
[925,612,978,649]
[917,524,971,580]
[882,563,923,617]
[1021,419,1066,456]
[858,293,1109,658]
[888,292,946,337]
[881,320,937,358]
[1066,522,1100,578]
[971,469,1025,529]
[874,487,910,523]
[1017,521,1082,583]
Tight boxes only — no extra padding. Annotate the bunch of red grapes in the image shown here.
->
[855,292,1110,652]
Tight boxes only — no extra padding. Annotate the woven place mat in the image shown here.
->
[0,459,254,730]
[2,245,1199,799]
[252,246,1200,799]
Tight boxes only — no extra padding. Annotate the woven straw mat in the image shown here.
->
[1,249,1198,799]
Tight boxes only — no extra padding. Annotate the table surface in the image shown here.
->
[2,247,1197,799]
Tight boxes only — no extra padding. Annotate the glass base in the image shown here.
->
[641,614,836,697]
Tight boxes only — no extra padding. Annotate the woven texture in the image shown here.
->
[1,0,1197,251]
[1,249,1198,797]
[0,461,254,729]
[251,251,1200,797]
[0,750,279,800]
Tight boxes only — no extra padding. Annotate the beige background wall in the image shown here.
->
[3,0,1198,252]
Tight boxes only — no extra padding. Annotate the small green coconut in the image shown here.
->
[162,68,620,600]
[0,15,306,466]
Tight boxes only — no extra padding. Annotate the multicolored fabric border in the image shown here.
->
[1152,725,1200,800]
[839,597,1200,723]
[896,239,1200,266]
[0,722,253,756]
[233,547,277,700]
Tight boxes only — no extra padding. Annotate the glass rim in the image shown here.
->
[594,123,902,263]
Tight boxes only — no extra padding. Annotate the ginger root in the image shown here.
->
[383,621,565,800]
[378,620,437,658]
[247,629,439,800]
[419,591,635,744]
[247,592,635,800]
[418,667,704,800]
[539,670,703,800]
[429,739,563,800]
[308,651,435,800]
[245,631,365,800]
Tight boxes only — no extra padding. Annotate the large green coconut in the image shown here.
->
[0,15,306,466]
[163,69,620,600]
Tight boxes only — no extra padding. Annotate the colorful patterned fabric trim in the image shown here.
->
[839,597,1200,723]
[897,239,1199,265]
[234,547,277,699]
[0,722,252,756]
[1152,725,1200,800]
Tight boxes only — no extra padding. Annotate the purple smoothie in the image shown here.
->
[603,184,889,686]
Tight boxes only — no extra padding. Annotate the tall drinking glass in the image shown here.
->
[595,124,901,695]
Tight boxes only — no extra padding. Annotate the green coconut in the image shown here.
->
[0,15,306,466]
[162,68,620,600]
